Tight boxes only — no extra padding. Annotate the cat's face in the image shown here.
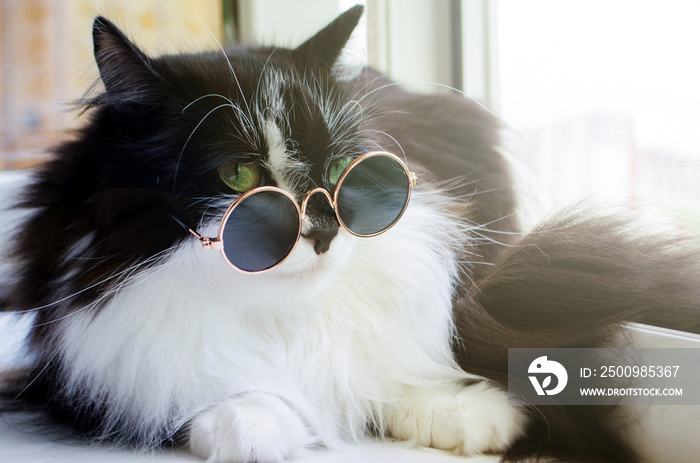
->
[18,7,395,308]
[157,46,366,282]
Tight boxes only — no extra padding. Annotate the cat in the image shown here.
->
[1,5,699,463]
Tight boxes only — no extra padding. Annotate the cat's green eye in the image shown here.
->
[218,161,262,192]
[328,158,353,185]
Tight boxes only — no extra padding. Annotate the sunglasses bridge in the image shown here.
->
[188,186,338,251]
[300,187,336,221]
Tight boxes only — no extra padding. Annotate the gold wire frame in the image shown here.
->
[188,151,417,274]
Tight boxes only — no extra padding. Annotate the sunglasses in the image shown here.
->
[185,151,417,273]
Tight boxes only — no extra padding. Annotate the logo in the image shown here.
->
[528,356,568,396]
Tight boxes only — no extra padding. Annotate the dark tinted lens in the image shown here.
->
[335,155,410,236]
[221,190,300,272]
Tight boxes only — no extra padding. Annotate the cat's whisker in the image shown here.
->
[456,265,479,288]
[348,73,388,103]
[409,81,507,124]
[469,223,527,237]
[10,349,60,403]
[254,49,279,105]
[32,297,106,328]
[215,129,258,148]
[468,186,509,197]
[64,251,119,262]
[360,78,509,127]
[468,230,512,248]
[460,259,495,267]
[175,103,238,188]
[157,13,255,130]
[361,108,413,122]
[186,195,232,212]
[284,101,297,136]
[12,249,173,315]
[32,252,175,327]
[330,99,363,134]
[182,93,235,114]
[363,139,387,152]
[346,75,395,107]
[355,129,407,162]
[353,80,403,105]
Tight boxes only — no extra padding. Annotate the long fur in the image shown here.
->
[1,6,699,463]
[453,211,700,461]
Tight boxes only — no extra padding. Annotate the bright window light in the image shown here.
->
[496,0,700,228]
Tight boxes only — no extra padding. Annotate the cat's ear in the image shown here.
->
[296,5,365,77]
[92,16,159,102]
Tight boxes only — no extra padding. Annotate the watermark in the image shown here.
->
[528,356,568,396]
[508,348,700,405]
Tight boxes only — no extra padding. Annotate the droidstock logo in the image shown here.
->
[528,356,568,396]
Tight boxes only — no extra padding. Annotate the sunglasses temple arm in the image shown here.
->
[167,212,223,250]
[188,229,223,250]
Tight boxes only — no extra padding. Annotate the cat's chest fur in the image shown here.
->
[54,193,464,444]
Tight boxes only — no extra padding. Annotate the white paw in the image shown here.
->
[189,393,315,463]
[388,381,525,455]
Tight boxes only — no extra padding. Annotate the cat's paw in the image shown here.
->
[188,393,315,463]
[388,381,525,455]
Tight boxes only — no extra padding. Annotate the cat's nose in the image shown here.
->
[301,189,339,255]
[303,227,338,255]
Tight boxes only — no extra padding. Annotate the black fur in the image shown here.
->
[452,212,700,462]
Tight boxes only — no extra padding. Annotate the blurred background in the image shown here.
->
[1,0,699,228]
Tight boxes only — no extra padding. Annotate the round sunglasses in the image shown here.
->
[187,151,417,273]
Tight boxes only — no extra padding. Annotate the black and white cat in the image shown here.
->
[2,6,699,463]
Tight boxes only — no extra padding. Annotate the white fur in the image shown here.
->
[332,15,367,82]
[52,185,525,461]
[388,381,525,454]
[262,119,308,193]
[255,67,363,166]
[189,393,315,463]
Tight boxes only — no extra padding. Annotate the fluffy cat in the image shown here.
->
[1,6,699,463]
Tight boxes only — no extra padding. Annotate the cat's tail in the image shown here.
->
[453,210,700,463]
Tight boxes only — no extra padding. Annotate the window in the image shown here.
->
[364,0,700,230]
[495,0,700,229]
[0,1,224,169]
